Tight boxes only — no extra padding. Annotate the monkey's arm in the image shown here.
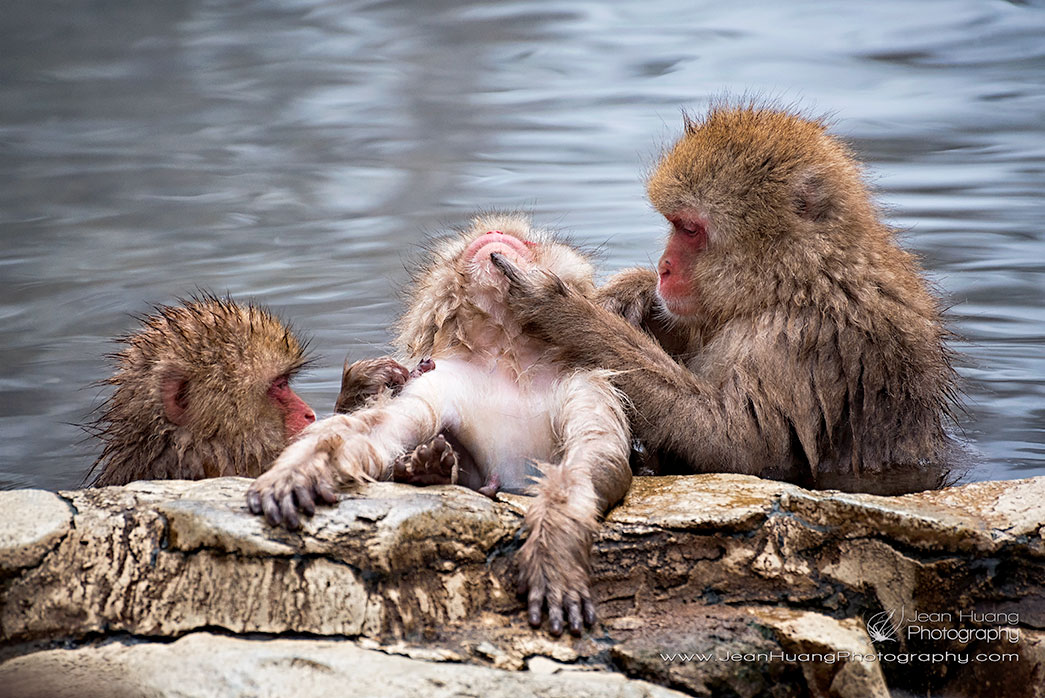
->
[493,256,765,474]
[519,371,631,636]
[248,377,448,529]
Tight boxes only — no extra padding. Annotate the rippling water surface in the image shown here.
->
[1,0,1043,490]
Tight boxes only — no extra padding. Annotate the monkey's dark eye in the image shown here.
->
[269,376,290,394]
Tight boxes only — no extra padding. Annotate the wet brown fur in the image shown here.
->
[501,104,960,494]
[87,294,311,486]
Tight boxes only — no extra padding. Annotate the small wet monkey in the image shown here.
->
[247,214,632,636]
[86,294,315,486]
[493,104,960,495]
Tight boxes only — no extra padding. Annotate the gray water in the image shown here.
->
[1,0,1043,491]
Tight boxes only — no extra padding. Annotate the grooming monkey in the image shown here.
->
[247,214,632,636]
[493,104,959,495]
[86,294,316,486]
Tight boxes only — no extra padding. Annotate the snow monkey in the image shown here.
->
[86,294,316,486]
[247,214,632,636]
[492,104,960,495]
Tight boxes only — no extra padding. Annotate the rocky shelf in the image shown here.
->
[1,473,1043,697]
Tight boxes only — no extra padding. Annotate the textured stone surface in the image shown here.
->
[0,631,686,698]
[1,473,1042,697]
[0,489,71,572]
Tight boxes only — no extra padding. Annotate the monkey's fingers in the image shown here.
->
[281,491,301,530]
[545,587,565,637]
[526,582,546,629]
[260,490,283,527]
[293,483,316,516]
[315,477,339,505]
[246,489,263,516]
[489,251,523,285]
[581,589,597,627]
[565,590,583,636]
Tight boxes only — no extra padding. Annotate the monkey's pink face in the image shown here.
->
[657,210,708,317]
[267,375,316,440]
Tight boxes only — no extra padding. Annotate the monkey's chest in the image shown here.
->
[438,361,557,493]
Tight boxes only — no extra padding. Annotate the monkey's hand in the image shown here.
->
[246,426,364,529]
[392,433,459,486]
[334,357,410,413]
[490,252,586,345]
[595,267,661,328]
[516,465,599,637]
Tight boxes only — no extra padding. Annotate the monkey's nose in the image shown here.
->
[658,258,671,278]
[305,409,316,423]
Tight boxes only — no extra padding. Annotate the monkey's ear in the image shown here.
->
[793,169,833,222]
[160,370,190,425]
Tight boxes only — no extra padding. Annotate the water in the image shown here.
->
[1,0,1042,491]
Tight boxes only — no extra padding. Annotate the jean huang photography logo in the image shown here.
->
[865,605,1021,646]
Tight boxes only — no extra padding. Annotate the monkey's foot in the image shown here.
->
[335,357,410,413]
[392,433,459,486]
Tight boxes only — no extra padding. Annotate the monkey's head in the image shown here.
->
[88,294,315,485]
[396,213,595,359]
[647,105,880,319]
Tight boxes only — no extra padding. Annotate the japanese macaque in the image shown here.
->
[247,214,632,636]
[86,295,316,487]
[493,104,959,495]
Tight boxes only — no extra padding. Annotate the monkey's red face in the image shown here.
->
[657,210,708,317]
[267,375,316,440]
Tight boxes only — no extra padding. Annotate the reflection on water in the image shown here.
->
[1,0,1042,490]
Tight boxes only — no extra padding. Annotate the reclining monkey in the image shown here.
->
[247,213,631,636]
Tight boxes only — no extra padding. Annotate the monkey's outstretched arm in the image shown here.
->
[247,385,445,529]
[492,255,763,474]
[518,371,631,636]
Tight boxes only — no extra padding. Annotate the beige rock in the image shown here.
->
[0,489,71,572]
[0,631,686,698]
[1,473,1043,697]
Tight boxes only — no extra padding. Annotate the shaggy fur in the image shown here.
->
[86,294,310,486]
[499,105,960,495]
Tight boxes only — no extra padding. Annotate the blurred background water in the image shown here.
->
[1,0,1042,490]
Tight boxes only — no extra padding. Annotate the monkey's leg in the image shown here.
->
[517,371,631,636]
[247,389,445,529]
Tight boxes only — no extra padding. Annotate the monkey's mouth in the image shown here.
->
[465,230,533,268]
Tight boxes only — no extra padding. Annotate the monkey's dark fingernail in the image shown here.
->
[566,594,583,635]
[262,495,282,526]
[548,607,564,637]
[281,493,300,530]
[246,491,261,514]
[489,252,520,282]
[294,485,315,516]
[583,598,597,626]
[528,603,543,628]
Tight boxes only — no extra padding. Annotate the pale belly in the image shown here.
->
[405,357,557,493]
